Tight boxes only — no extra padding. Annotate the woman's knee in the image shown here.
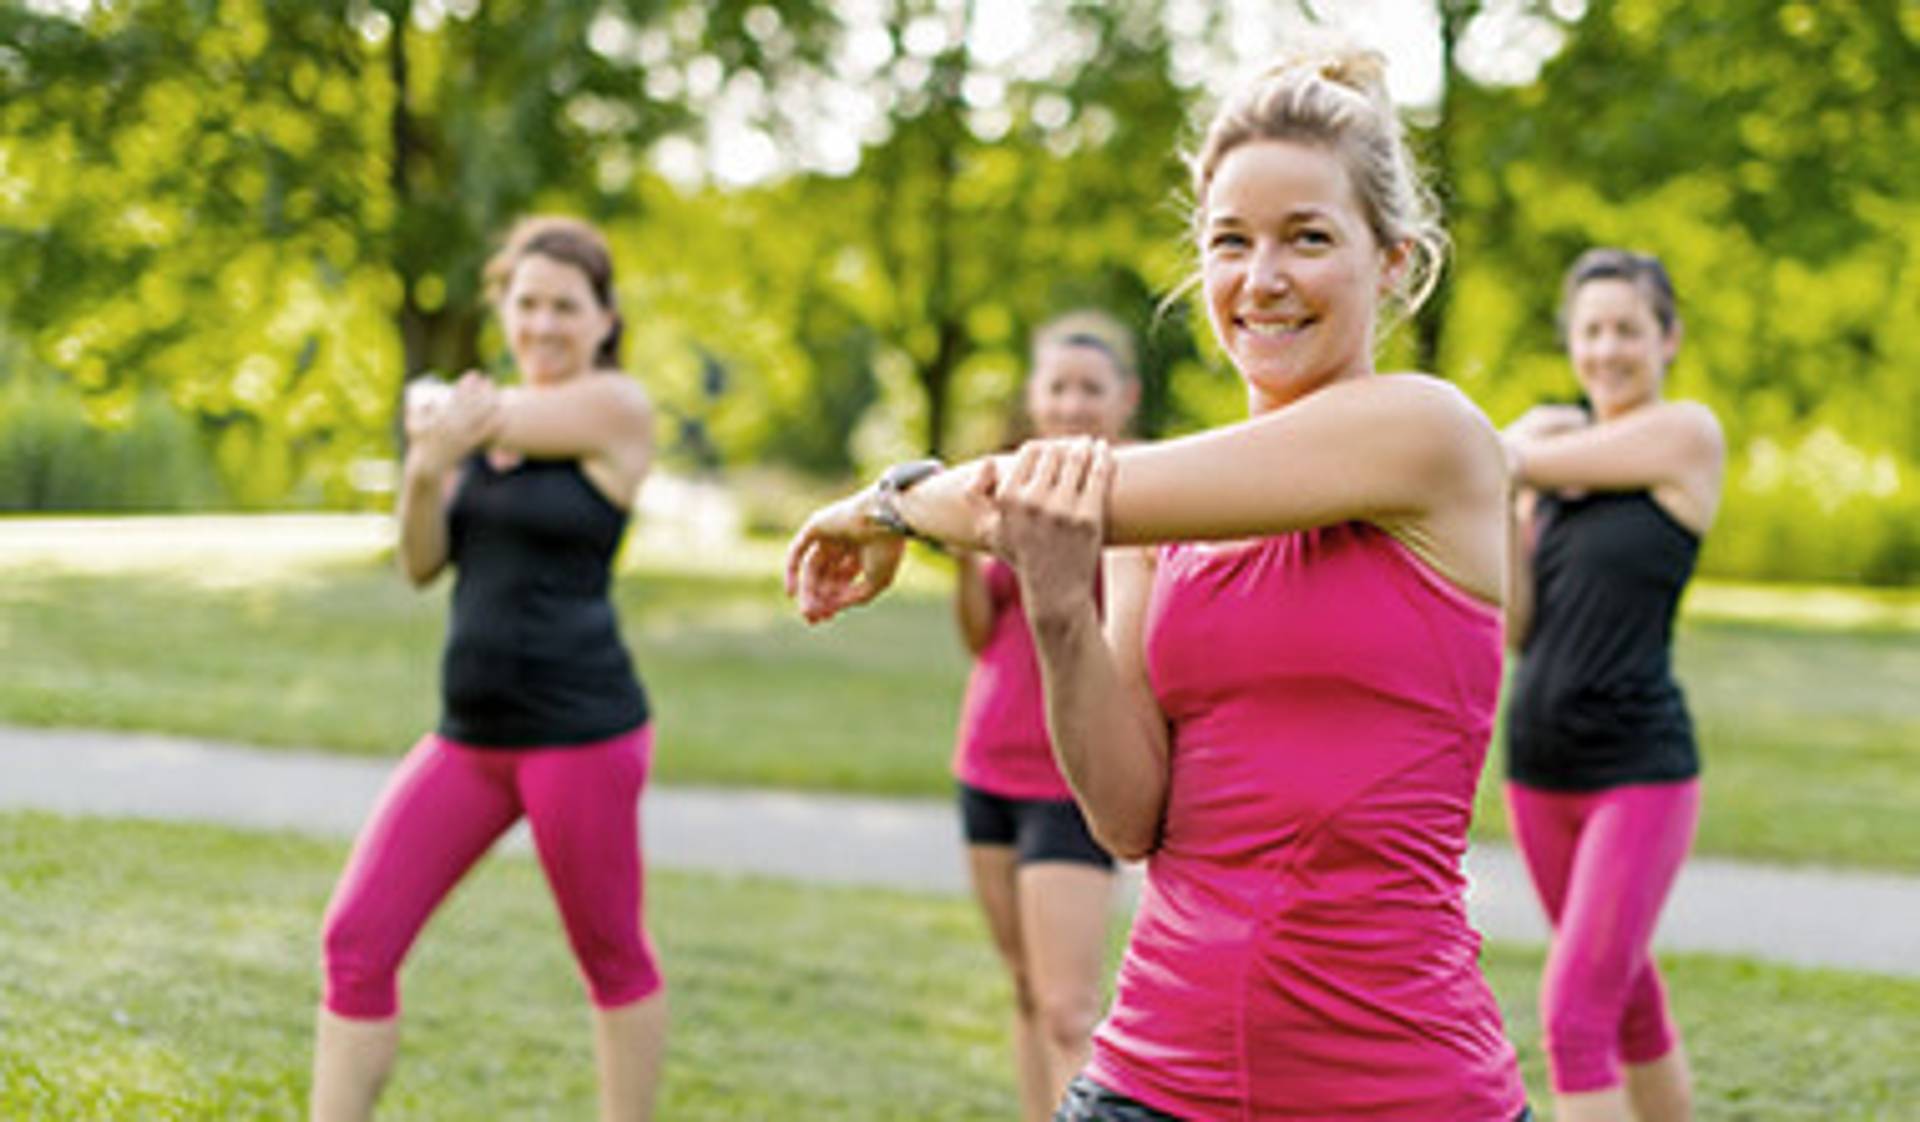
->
[577,932,665,1010]
[1032,986,1101,1053]
[321,913,403,1019]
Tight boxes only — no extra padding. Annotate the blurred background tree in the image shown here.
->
[1,0,1914,581]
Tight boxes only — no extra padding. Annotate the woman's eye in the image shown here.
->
[1208,232,1248,251]
[1294,228,1332,247]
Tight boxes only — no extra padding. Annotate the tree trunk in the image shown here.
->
[918,57,966,457]
[384,1,481,454]
[1417,0,1473,375]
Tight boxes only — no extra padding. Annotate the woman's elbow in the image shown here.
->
[399,556,443,588]
[1093,820,1157,863]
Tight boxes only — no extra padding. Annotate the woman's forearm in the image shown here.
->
[1028,597,1168,861]
[888,458,1002,550]
[395,454,452,586]
[952,553,993,654]
[1504,489,1537,651]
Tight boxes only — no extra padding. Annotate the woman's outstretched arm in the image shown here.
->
[786,373,1508,621]
[1507,400,1724,529]
[489,374,653,467]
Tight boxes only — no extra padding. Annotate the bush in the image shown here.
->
[0,371,224,512]
[1701,428,1918,586]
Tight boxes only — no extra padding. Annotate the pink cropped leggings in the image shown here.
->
[1505,778,1700,1093]
[321,726,660,1019]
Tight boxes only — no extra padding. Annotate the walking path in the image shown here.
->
[5,726,1917,978]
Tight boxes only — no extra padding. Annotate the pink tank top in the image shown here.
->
[951,557,1075,800]
[1088,524,1526,1120]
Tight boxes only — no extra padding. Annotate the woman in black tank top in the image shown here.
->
[1500,249,1725,1122]
[311,217,664,1121]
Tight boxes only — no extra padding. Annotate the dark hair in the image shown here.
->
[1031,309,1137,383]
[996,310,1139,448]
[1558,247,1679,342]
[484,216,624,370]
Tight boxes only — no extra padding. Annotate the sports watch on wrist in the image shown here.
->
[870,457,945,541]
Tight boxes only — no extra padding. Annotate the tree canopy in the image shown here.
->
[3,0,1915,580]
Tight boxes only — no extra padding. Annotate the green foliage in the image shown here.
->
[1443,0,1920,582]
[0,344,222,511]
[2,0,1916,581]
[0,0,839,502]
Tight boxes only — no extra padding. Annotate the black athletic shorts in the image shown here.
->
[957,782,1115,870]
[1051,1075,1534,1121]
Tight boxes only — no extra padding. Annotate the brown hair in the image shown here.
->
[996,309,1139,447]
[1031,308,1138,385]
[1558,247,1680,342]
[483,215,624,370]
[1187,45,1448,324]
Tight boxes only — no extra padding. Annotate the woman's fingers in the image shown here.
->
[999,441,1044,500]
[1055,436,1096,505]
[783,523,817,597]
[1002,437,1100,518]
[967,457,999,502]
[1077,440,1114,524]
[786,521,901,623]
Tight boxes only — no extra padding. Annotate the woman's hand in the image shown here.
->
[1503,403,1589,448]
[784,489,908,624]
[1503,404,1590,495]
[406,371,501,478]
[988,437,1114,625]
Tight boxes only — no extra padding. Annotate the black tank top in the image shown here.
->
[1506,490,1700,790]
[437,453,649,747]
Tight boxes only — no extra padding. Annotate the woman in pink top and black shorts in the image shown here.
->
[788,43,1531,1122]
[953,311,1138,1121]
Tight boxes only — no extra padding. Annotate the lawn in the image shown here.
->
[3,812,1917,1121]
[1,522,1917,871]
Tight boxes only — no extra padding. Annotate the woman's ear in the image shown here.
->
[1378,239,1413,298]
[1661,317,1684,371]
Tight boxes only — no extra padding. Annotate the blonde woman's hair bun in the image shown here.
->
[1264,43,1393,118]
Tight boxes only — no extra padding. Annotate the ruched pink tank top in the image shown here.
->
[952,557,1075,800]
[1087,524,1526,1120]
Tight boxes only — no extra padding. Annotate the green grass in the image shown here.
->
[1,529,1917,871]
[0,542,972,795]
[1468,615,1920,871]
[3,812,1917,1120]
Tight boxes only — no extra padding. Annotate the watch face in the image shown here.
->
[883,458,943,492]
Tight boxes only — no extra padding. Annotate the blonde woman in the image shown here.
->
[787,47,1529,1121]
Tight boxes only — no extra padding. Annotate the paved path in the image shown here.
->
[4,726,1917,978]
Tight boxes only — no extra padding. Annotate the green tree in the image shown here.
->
[1440,0,1920,580]
[0,0,835,502]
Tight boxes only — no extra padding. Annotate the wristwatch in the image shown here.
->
[870,457,945,541]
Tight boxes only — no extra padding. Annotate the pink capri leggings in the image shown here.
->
[1505,779,1699,1093]
[321,725,661,1019]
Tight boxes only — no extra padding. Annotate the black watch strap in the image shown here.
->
[872,458,945,541]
